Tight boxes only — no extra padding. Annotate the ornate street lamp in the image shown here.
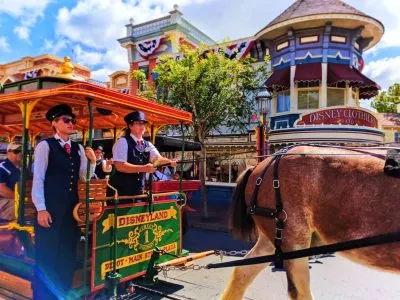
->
[256,90,272,162]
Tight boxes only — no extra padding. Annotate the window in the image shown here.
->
[395,132,400,144]
[352,90,359,103]
[298,89,319,109]
[276,41,289,51]
[277,90,290,113]
[330,35,347,44]
[300,35,319,44]
[327,88,345,107]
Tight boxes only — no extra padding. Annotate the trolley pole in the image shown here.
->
[18,100,28,226]
[179,122,185,206]
[83,97,93,290]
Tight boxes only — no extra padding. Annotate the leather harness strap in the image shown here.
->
[247,146,295,269]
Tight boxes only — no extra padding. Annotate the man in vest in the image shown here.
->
[32,104,96,299]
[93,144,112,179]
[0,142,21,222]
[111,111,176,199]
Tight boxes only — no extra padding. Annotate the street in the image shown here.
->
[143,228,400,300]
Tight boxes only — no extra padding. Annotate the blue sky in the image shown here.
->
[1,0,400,93]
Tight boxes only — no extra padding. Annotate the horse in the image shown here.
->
[221,145,400,300]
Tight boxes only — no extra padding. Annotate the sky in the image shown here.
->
[0,0,399,94]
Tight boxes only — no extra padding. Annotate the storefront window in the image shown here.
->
[327,88,345,107]
[277,90,290,113]
[298,89,319,109]
[205,152,257,184]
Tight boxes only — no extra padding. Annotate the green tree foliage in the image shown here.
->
[132,69,157,101]
[372,83,400,113]
[148,45,269,217]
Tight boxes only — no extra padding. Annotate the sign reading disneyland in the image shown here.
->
[91,201,181,291]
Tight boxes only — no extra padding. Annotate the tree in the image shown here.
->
[371,83,400,113]
[151,46,269,218]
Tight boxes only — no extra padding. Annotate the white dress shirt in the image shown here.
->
[32,134,95,211]
[112,134,161,163]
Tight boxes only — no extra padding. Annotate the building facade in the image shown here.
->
[116,0,389,185]
[0,54,91,85]
[262,0,384,148]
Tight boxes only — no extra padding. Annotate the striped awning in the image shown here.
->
[264,67,290,92]
[327,63,380,99]
[294,63,321,84]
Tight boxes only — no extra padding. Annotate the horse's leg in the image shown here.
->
[285,257,313,300]
[220,232,274,300]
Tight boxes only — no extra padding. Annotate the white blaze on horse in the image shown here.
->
[221,145,400,300]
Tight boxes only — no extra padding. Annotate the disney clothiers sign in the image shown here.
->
[296,108,378,128]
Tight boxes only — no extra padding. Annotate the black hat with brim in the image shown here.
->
[46,104,76,122]
[95,145,104,151]
[124,111,148,124]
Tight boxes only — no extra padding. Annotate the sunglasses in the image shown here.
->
[10,149,21,154]
[60,117,76,125]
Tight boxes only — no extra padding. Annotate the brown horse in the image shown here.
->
[222,145,400,300]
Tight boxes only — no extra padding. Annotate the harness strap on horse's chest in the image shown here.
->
[247,145,296,270]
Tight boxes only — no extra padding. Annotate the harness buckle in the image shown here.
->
[273,179,280,189]
[255,177,263,186]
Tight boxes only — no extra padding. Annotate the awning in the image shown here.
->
[328,63,363,86]
[357,71,381,99]
[327,63,380,99]
[154,136,202,152]
[294,63,321,84]
[264,67,290,92]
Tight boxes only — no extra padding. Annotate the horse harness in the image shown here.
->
[246,146,296,269]
[245,144,399,269]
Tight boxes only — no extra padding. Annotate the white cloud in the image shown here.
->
[0,36,10,52]
[77,46,129,81]
[56,0,165,50]
[73,45,103,66]
[13,26,30,41]
[345,0,400,51]
[0,0,53,40]
[91,67,115,82]
[55,0,215,81]
[364,56,400,90]
[41,38,70,54]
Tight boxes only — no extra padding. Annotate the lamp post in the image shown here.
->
[256,90,272,162]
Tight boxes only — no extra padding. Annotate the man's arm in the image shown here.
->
[0,183,14,199]
[113,138,155,174]
[147,142,177,167]
[113,161,155,173]
[78,144,96,180]
[32,141,49,211]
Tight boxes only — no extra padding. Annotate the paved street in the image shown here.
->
[144,228,400,300]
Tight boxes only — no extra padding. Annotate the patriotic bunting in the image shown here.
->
[136,37,163,59]
[24,69,39,80]
[215,40,254,60]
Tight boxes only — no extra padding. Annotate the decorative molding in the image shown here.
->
[273,56,291,67]
[295,51,323,60]
[327,52,350,60]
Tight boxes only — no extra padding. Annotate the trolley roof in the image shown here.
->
[0,77,192,136]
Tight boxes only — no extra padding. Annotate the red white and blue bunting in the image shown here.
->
[24,69,40,80]
[136,37,162,59]
[214,40,254,60]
